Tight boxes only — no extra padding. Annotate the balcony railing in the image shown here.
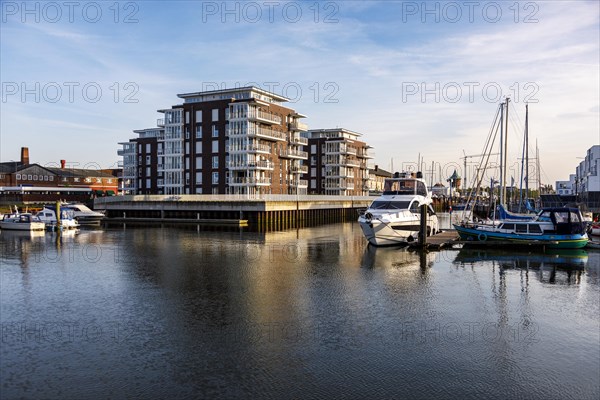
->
[289,121,308,131]
[248,110,282,125]
[279,149,308,159]
[357,149,374,159]
[290,179,308,187]
[290,135,308,145]
[229,143,271,154]
[157,118,165,127]
[290,165,309,174]
[230,177,272,185]
[230,126,287,142]
[228,160,274,170]
[117,148,135,156]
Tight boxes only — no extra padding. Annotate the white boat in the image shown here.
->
[358,172,440,245]
[0,213,46,231]
[62,203,105,225]
[36,205,80,230]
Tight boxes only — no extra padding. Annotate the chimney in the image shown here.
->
[20,147,29,165]
[374,165,378,171]
[60,160,66,169]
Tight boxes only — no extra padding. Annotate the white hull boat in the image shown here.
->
[0,213,46,231]
[358,172,439,246]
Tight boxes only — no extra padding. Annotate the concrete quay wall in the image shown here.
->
[95,195,374,229]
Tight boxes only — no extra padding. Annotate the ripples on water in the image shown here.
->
[1,223,599,399]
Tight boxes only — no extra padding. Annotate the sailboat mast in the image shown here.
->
[502,98,510,206]
[499,101,504,206]
[525,104,529,198]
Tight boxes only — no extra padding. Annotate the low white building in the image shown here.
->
[555,174,576,195]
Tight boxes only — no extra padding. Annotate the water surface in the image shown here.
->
[1,223,598,399]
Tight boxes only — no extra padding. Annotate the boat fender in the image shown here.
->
[365,212,372,221]
[478,233,488,242]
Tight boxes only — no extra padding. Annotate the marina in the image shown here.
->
[1,222,598,399]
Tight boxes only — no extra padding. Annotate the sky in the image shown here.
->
[1,0,599,187]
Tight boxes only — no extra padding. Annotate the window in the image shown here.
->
[146,143,151,152]
[185,111,190,124]
[74,177,80,182]
[196,110,202,122]
[146,179,151,187]
[311,144,316,153]
[196,172,202,184]
[49,176,54,181]
[185,158,189,169]
[212,172,219,184]
[195,187,202,194]
[311,167,317,176]
[212,109,219,121]
[212,156,219,169]
[212,125,219,137]
[28,174,32,180]
[85,178,91,183]
[146,167,151,176]
[196,156,202,167]
[516,224,528,233]
[311,179,316,189]
[33,175,38,181]
[16,174,21,180]
[529,224,542,233]
[212,141,219,153]
[196,141,202,153]
[146,156,151,163]
[44,176,48,181]
[107,179,112,183]
[196,124,202,138]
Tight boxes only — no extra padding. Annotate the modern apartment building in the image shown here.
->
[119,86,309,195]
[303,128,373,196]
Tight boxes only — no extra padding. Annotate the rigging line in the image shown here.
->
[465,103,503,221]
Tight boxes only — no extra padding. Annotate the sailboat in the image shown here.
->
[453,101,589,249]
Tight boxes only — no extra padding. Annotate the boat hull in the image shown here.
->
[359,216,439,246]
[0,221,46,231]
[454,224,588,249]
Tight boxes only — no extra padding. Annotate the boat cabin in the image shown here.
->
[496,208,586,235]
[383,178,427,196]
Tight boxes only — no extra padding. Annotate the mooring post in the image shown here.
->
[419,204,428,247]
[55,200,61,231]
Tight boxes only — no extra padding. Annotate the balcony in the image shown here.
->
[228,160,274,170]
[279,149,308,159]
[157,118,165,127]
[117,148,135,156]
[290,165,309,174]
[325,179,354,190]
[325,145,357,155]
[342,158,360,167]
[357,149,374,159]
[248,110,282,125]
[289,121,308,131]
[229,143,271,154]
[290,135,308,145]
[230,177,272,186]
[290,179,308,187]
[230,126,287,142]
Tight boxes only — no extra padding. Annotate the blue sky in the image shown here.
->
[1,0,599,186]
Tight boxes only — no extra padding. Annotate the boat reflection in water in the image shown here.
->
[453,247,588,284]
[360,244,435,272]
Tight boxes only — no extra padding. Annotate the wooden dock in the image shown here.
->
[409,230,460,250]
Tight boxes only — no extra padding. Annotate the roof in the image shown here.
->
[0,162,24,173]
[45,167,115,178]
[177,86,290,103]
[370,167,393,177]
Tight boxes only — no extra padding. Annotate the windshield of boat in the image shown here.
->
[383,179,427,196]
[369,201,411,210]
